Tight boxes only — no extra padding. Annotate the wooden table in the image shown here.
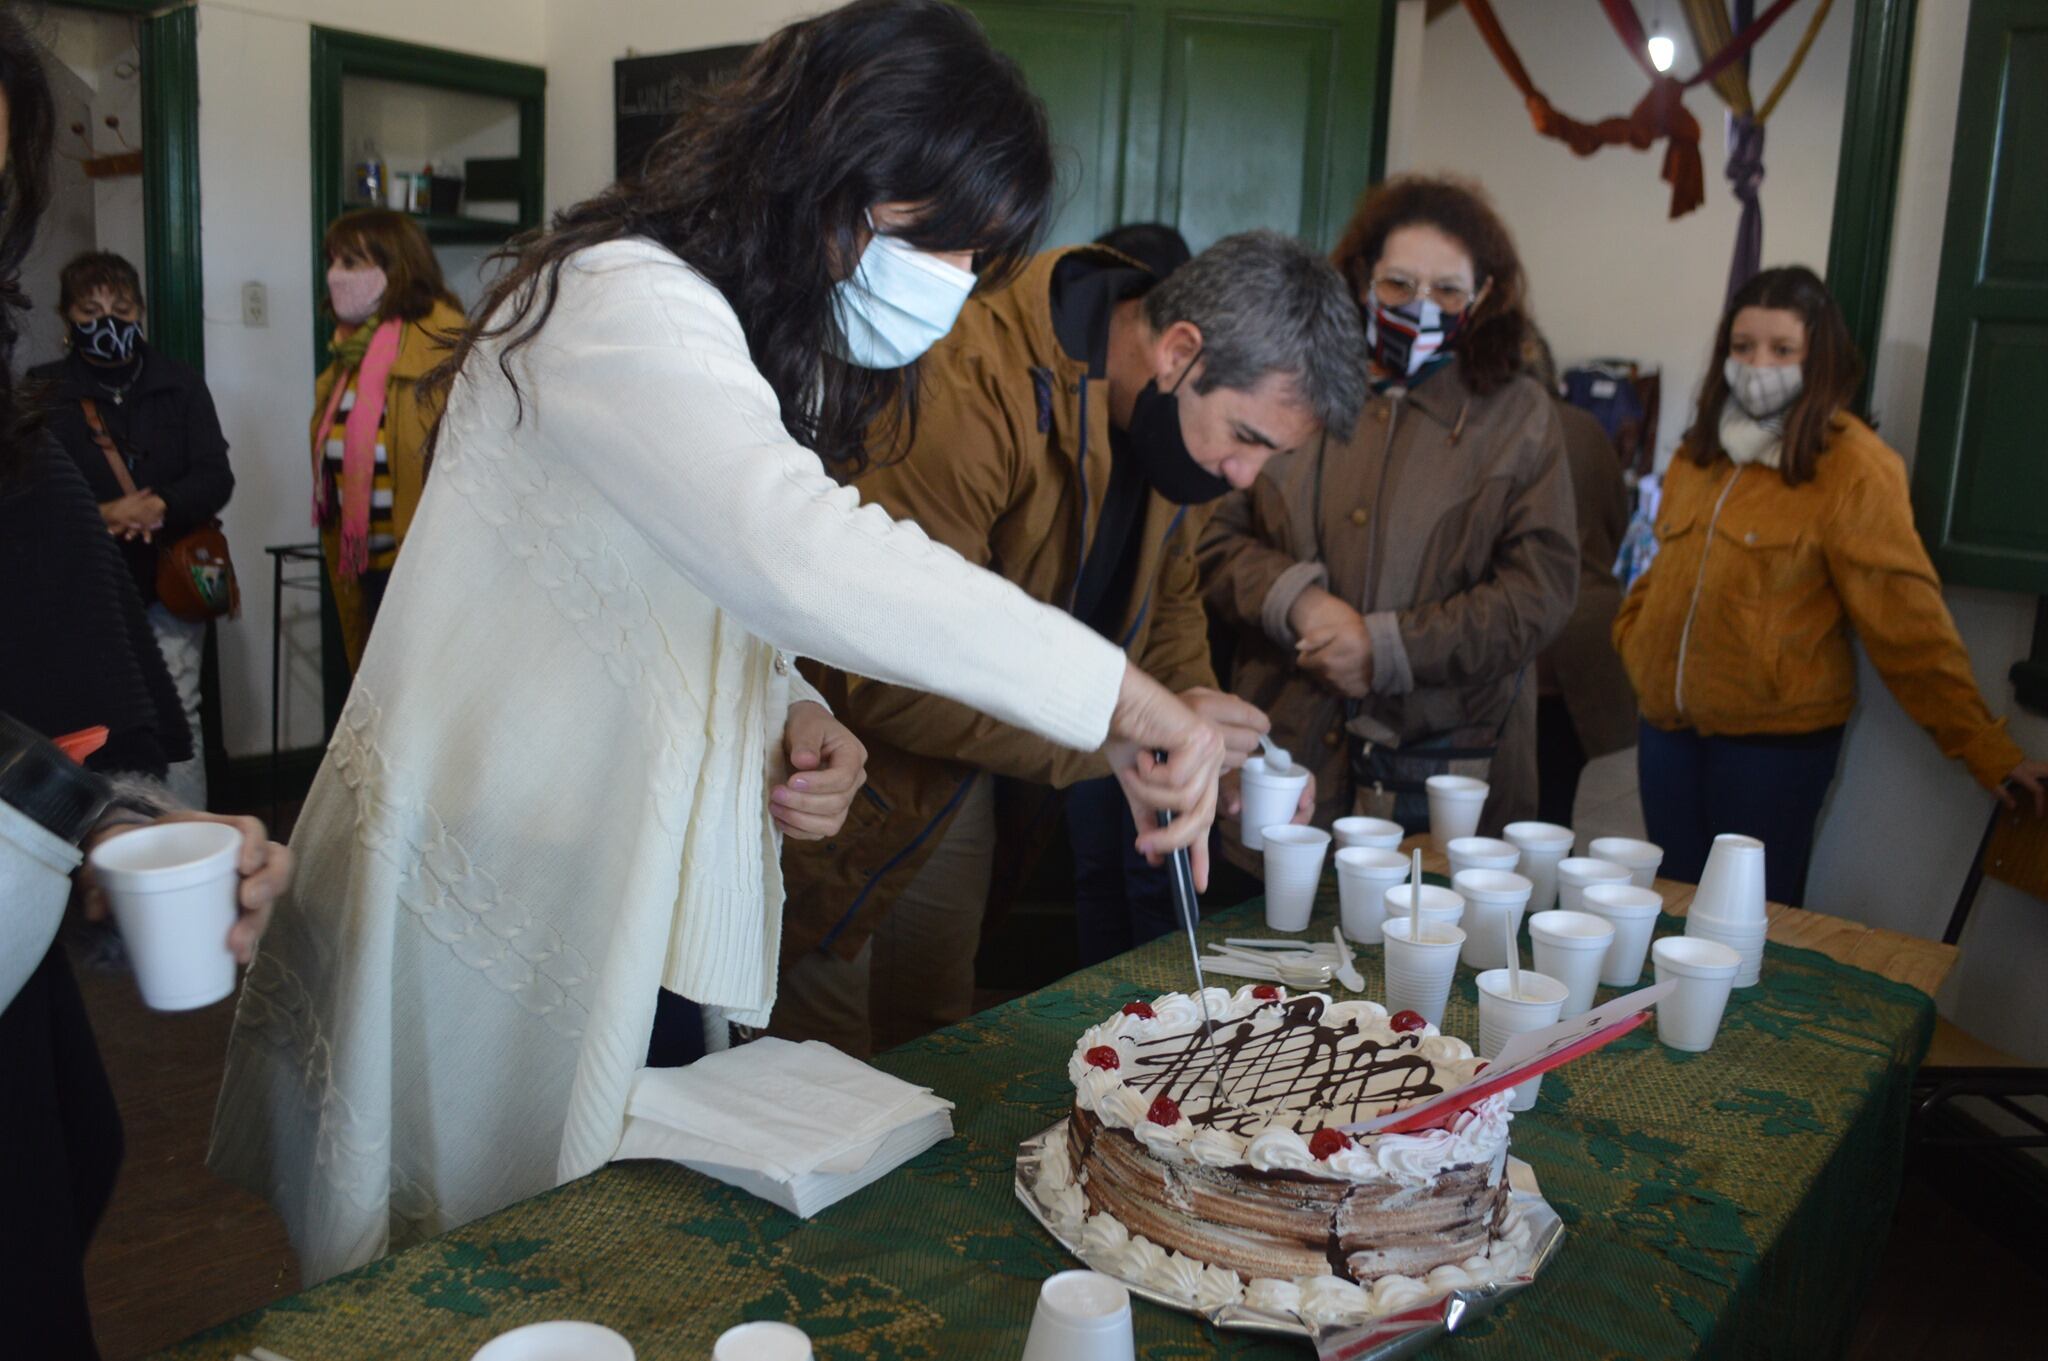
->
[1406,836,1959,998]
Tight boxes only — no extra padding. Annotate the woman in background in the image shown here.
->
[1200,175,1576,840]
[1614,266,2045,904]
[313,207,464,674]
[31,252,232,808]
[1522,334,1636,826]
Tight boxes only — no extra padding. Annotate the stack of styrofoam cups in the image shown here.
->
[1381,915,1467,1027]
[1021,1270,1136,1361]
[1589,836,1665,888]
[1503,821,1574,912]
[1261,825,1330,931]
[713,1320,813,1361]
[86,820,243,1011]
[1335,847,1409,944]
[1424,774,1488,851]
[1446,835,1520,881]
[1381,883,1464,935]
[1333,816,1405,851]
[1475,968,1570,1110]
[1452,869,1532,970]
[1556,856,1631,914]
[1686,833,1768,986]
[1580,882,1663,986]
[1527,910,1616,1018]
[1652,936,1742,1051]
[1238,756,1310,851]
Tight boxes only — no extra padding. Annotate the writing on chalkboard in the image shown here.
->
[614,44,756,181]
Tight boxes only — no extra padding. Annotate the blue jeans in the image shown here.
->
[1635,720,1844,908]
[1068,776,1181,966]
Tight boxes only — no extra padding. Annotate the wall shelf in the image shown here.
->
[309,28,545,368]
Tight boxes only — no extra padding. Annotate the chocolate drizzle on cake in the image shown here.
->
[1124,996,1444,1136]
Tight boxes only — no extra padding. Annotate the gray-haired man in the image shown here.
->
[773,230,1368,1057]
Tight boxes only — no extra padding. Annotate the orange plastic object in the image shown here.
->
[52,726,109,764]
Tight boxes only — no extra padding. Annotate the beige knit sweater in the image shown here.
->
[207,240,1127,1282]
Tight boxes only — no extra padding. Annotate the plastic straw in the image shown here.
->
[1505,909,1522,1001]
[1411,847,1427,943]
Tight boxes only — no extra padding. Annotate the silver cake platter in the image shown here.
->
[1015,1117,1565,1356]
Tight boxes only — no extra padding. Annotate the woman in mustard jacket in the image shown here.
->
[313,208,465,672]
[1615,267,2044,905]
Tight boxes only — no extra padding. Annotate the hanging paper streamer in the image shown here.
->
[1459,0,1809,219]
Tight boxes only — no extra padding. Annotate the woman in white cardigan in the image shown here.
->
[208,0,1225,1282]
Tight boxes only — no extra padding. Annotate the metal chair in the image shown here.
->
[1910,799,2048,1150]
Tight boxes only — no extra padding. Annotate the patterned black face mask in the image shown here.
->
[72,315,142,364]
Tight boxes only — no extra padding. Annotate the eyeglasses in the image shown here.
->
[1369,272,1481,315]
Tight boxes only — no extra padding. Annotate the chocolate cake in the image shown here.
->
[1027,986,1535,1329]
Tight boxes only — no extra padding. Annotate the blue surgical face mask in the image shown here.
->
[830,220,977,370]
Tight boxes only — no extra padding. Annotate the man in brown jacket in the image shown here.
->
[774,231,1366,1057]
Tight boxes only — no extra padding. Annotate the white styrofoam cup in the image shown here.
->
[1451,868,1532,971]
[1527,909,1616,1019]
[1652,936,1742,1051]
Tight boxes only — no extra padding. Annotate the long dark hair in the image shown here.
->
[429,0,1052,474]
[1685,266,1861,487]
[1332,175,1531,397]
[0,9,55,487]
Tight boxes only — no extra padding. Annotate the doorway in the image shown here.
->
[963,0,1395,252]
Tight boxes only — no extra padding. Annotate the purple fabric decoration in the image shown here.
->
[1724,112,1766,308]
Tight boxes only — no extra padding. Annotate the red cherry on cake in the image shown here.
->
[1389,1009,1428,1033]
[1251,984,1281,1000]
[1309,1128,1354,1160]
[1084,1045,1120,1071]
[1147,1094,1183,1125]
[1121,1002,1156,1019]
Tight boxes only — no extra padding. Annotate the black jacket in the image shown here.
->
[28,347,233,605]
[0,437,188,776]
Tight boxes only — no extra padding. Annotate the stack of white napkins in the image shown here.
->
[613,1037,954,1218]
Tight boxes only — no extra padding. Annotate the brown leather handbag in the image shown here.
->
[81,398,239,621]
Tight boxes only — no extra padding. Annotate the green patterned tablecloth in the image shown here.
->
[158,879,1932,1360]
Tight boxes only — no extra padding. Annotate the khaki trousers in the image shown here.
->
[771,776,995,1059]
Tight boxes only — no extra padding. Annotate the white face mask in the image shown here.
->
[1723,355,1804,422]
[829,220,976,370]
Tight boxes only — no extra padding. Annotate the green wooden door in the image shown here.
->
[1909,0,2048,595]
[966,0,1392,252]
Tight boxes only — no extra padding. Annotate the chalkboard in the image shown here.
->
[614,44,756,181]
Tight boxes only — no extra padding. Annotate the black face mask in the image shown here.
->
[72,315,142,365]
[1126,354,1231,505]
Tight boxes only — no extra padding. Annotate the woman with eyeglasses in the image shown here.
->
[207,0,1223,1283]
[1200,175,1576,841]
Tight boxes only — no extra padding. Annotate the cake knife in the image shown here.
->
[1150,753,1219,1045]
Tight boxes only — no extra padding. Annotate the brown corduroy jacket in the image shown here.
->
[1614,413,2024,790]
[1199,359,1577,839]
[779,246,1217,964]
[1540,401,1637,758]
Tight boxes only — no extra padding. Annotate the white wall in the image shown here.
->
[17,5,144,369]
[196,0,545,760]
[1800,11,2048,1064]
[1391,0,1855,469]
[545,0,820,214]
